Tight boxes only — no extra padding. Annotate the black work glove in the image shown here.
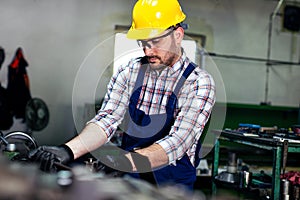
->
[95,154,132,177]
[29,144,74,173]
[96,153,157,185]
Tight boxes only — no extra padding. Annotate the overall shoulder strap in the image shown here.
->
[166,62,196,112]
[173,62,196,96]
[133,56,148,91]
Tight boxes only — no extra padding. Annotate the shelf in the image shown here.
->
[211,129,300,200]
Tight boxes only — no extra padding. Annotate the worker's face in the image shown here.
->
[137,27,184,71]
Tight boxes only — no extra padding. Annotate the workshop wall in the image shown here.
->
[185,0,300,106]
[0,0,299,145]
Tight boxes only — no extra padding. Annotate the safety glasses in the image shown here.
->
[137,27,177,49]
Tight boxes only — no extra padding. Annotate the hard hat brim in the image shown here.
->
[126,27,166,40]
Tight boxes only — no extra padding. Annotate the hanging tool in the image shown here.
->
[282,140,288,175]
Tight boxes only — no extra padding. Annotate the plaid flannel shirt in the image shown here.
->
[89,51,216,166]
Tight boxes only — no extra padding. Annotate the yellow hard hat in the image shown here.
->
[127,0,186,40]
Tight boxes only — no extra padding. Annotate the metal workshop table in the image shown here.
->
[211,129,300,200]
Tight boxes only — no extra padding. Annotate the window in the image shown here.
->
[113,32,198,74]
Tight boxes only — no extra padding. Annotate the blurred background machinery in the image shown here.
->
[0,131,208,200]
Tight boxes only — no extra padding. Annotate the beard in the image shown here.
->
[146,51,178,71]
[147,55,166,71]
[146,37,180,71]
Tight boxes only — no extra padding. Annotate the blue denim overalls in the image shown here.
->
[120,57,201,190]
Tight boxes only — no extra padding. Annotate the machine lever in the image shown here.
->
[282,140,288,174]
[54,162,72,171]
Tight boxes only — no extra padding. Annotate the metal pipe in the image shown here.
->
[273,0,285,21]
[206,52,300,65]
[265,0,285,104]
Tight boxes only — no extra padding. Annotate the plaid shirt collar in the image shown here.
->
[169,50,187,75]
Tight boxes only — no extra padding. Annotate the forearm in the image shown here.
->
[66,124,168,169]
[66,123,108,159]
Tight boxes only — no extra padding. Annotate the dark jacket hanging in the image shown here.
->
[0,46,13,130]
[0,46,5,70]
[7,47,32,119]
[0,84,13,130]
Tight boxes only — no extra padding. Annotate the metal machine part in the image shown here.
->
[281,179,291,200]
[25,98,49,131]
[0,131,38,161]
[227,152,237,173]
[282,140,289,174]
[0,158,206,200]
[215,152,240,185]
[0,132,206,199]
[239,171,252,189]
[215,151,254,188]
[215,171,239,185]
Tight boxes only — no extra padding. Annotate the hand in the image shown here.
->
[29,144,74,173]
[96,153,157,185]
[95,154,132,176]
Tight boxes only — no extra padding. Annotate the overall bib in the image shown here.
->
[121,58,201,190]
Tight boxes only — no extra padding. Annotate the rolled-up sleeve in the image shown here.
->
[156,70,216,165]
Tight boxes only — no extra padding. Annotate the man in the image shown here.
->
[29,0,215,190]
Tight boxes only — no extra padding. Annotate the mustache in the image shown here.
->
[146,55,161,60]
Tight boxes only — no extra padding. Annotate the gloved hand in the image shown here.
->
[95,154,132,177]
[29,144,74,173]
[96,153,156,185]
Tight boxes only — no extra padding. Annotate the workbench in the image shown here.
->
[211,129,300,200]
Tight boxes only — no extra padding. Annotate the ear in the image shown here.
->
[174,27,184,43]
